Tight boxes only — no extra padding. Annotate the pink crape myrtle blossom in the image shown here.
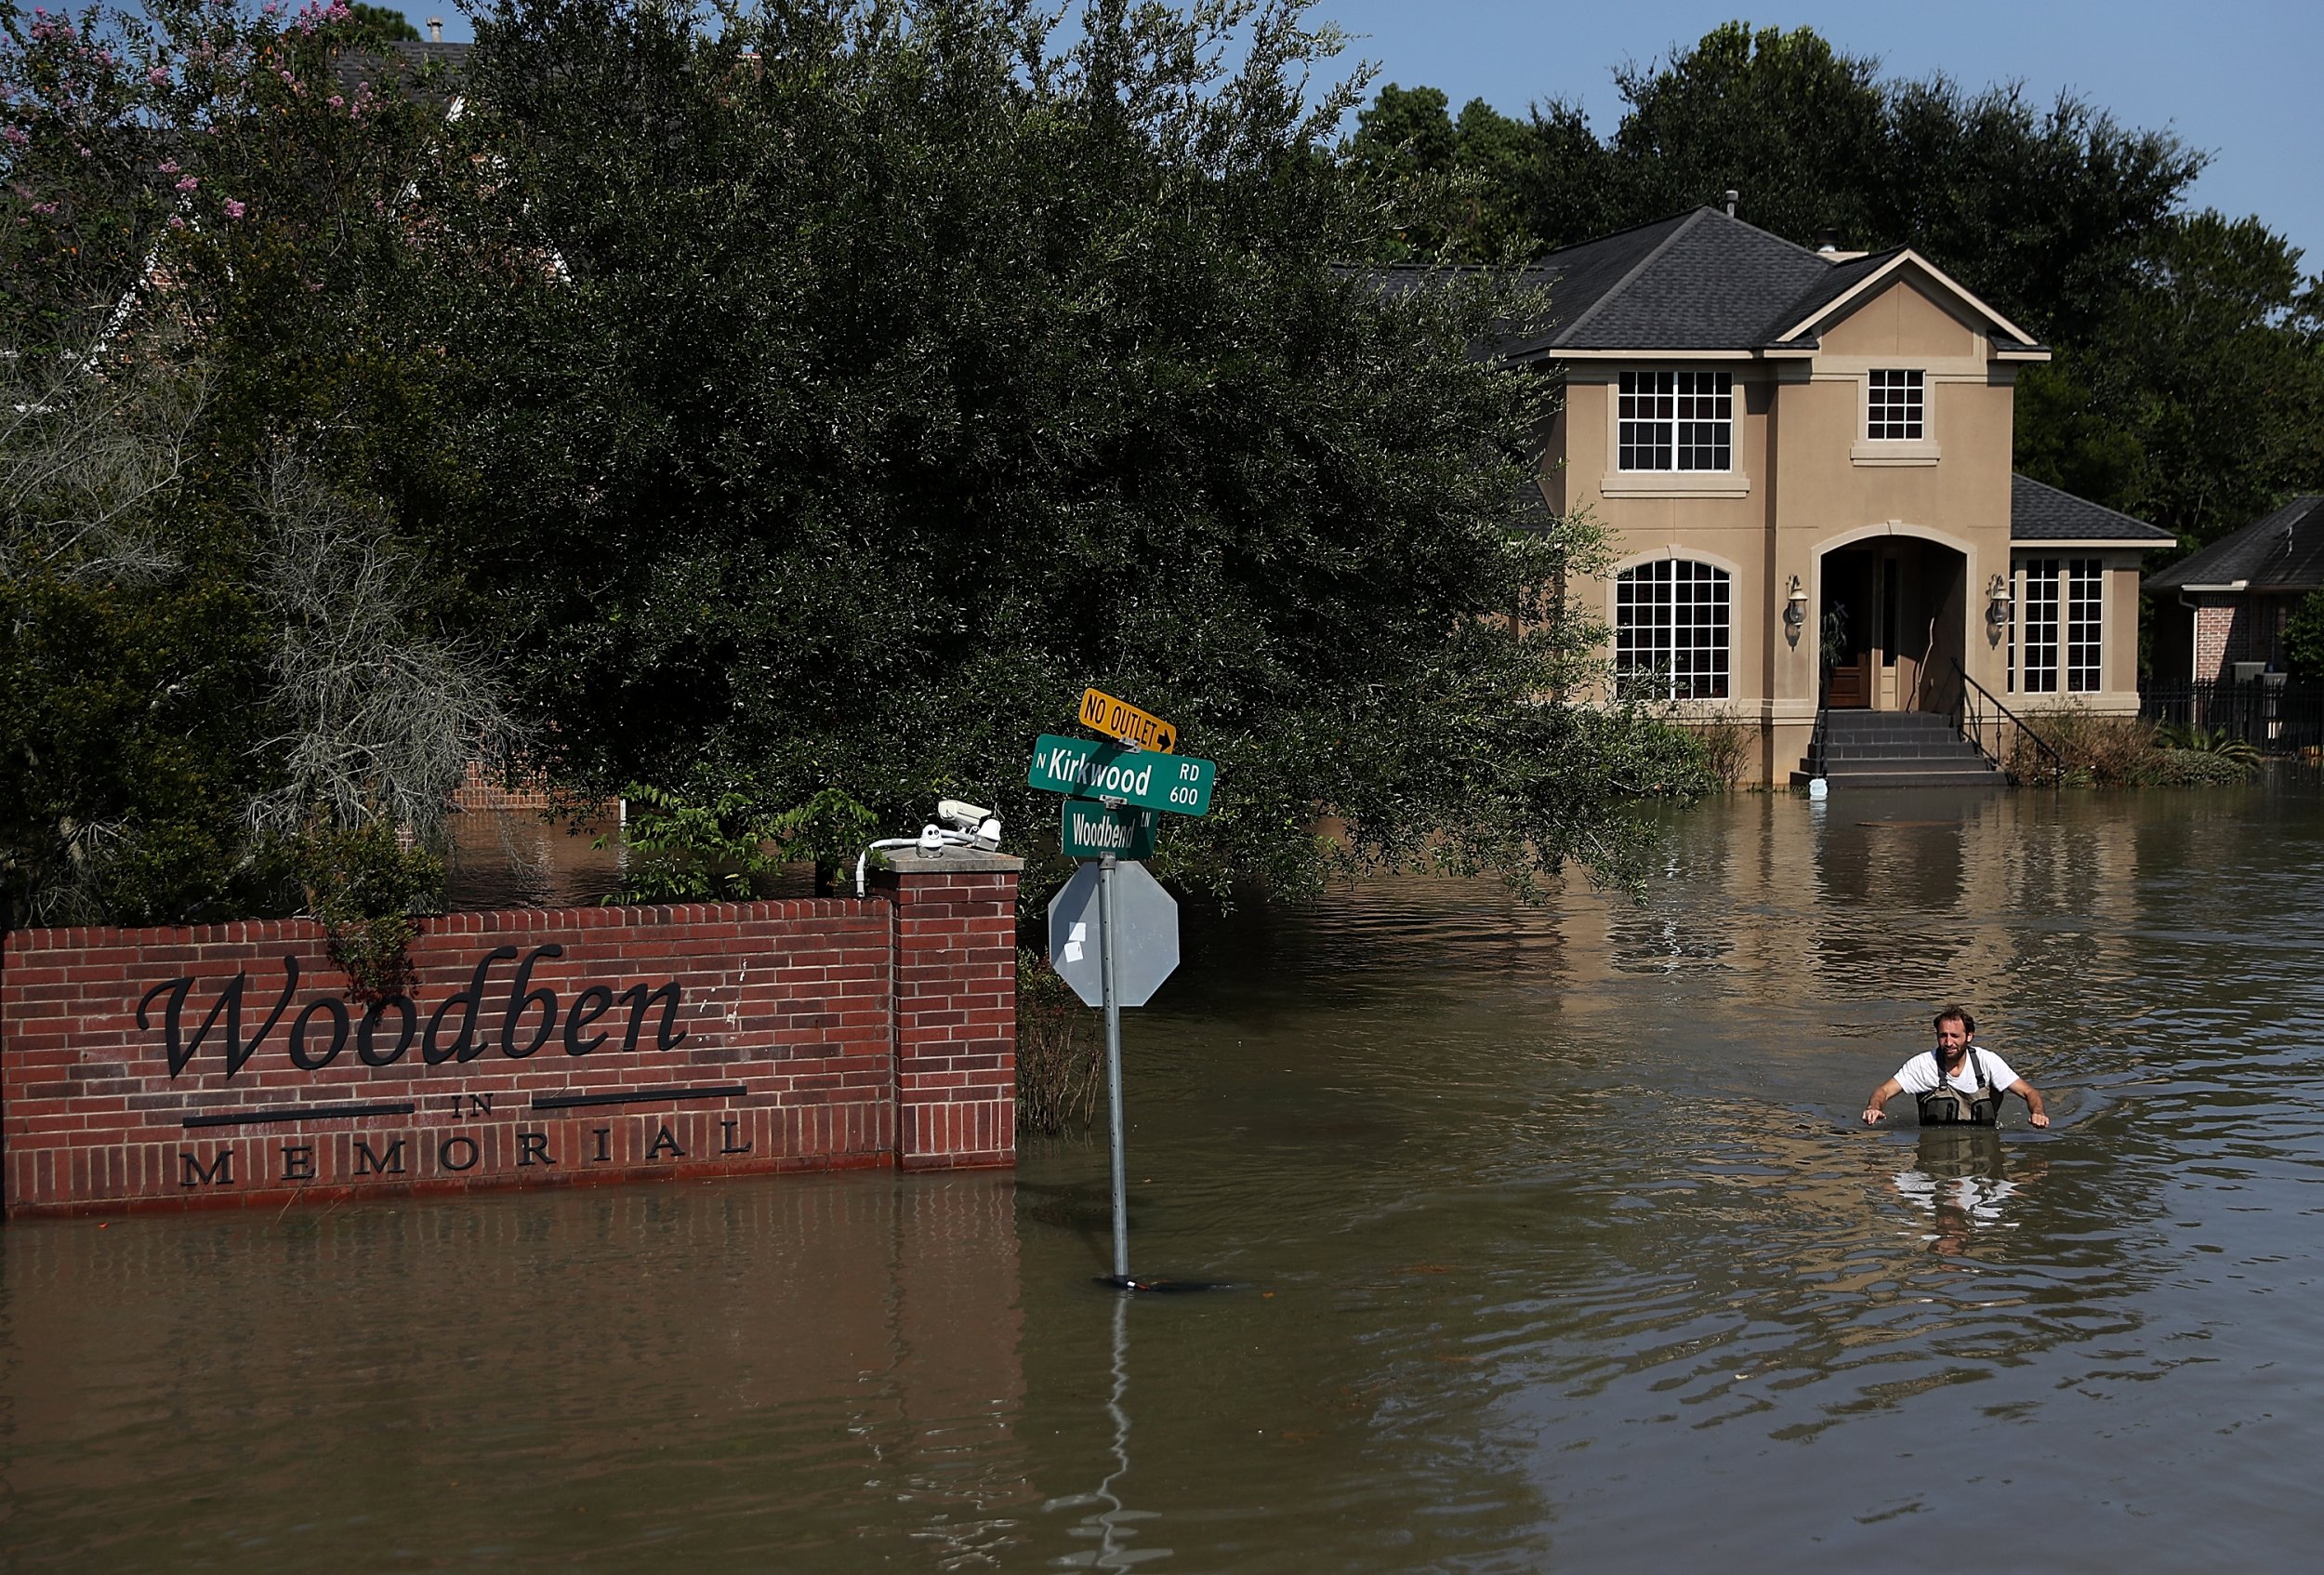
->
[222,198,244,218]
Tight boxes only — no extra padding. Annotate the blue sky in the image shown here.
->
[397,2,2321,269]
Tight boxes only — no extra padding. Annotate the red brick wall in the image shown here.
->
[879,861,1018,1170]
[2,855,1020,1217]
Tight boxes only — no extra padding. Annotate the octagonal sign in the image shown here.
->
[1046,862,1180,1009]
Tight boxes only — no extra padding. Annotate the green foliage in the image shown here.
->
[287,817,442,1000]
[335,4,423,44]
[1607,22,1886,249]
[611,786,878,903]
[2286,590,2324,683]
[3,3,508,933]
[1345,83,1537,260]
[0,545,284,927]
[2017,704,2255,785]
[2155,721,2262,766]
[1668,707,1754,790]
[429,0,1708,905]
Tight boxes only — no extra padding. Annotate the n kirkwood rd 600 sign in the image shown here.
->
[1027,735,1215,817]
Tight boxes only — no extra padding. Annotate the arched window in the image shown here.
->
[1616,560,1731,700]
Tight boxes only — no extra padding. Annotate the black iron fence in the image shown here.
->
[2141,680,2324,754]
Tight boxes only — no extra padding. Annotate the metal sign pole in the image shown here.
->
[1099,851,1129,1283]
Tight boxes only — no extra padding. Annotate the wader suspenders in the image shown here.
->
[1916,1048,2000,1126]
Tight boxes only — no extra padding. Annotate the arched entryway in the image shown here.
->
[1817,534,1968,711]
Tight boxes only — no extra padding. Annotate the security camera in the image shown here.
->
[937,799,990,831]
[936,799,1002,851]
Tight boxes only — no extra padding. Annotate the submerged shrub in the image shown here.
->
[2015,702,2255,786]
[1016,947,1101,1136]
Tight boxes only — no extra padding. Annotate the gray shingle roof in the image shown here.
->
[2146,496,2324,592]
[328,40,471,102]
[1499,205,2037,360]
[2010,474,2173,545]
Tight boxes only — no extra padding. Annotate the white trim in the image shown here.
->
[2020,537,2178,550]
[1604,549,1742,703]
[1852,441,1942,467]
[1607,544,1750,578]
[1813,520,1980,560]
[1776,249,2044,349]
[1599,473,1752,498]
[1549,348,1761,362]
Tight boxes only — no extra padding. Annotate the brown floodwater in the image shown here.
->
[6,779,2323,1570]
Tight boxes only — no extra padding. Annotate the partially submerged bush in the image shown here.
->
[2014,703,2255,786]
[1670,706,1754,789]
[1016,946,1101,1137]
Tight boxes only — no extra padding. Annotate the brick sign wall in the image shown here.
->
[0,848,1021,1217]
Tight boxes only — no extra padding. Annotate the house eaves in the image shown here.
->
[1766,249,2045,351]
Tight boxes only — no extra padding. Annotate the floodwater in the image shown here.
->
[6,780,2324,1570]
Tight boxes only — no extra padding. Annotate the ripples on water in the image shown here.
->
[5,780,2324,1570]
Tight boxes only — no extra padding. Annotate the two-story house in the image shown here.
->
[1511,206,2173,785]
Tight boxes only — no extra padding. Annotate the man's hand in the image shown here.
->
[1862,1107,1886,1124]
[2027,1112,2050,1129]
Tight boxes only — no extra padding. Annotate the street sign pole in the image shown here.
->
[1099,853,1129,1283]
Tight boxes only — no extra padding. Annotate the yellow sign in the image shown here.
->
[1078,688,1177,754]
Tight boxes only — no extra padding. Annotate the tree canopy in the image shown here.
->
[4,0,1712,928]
[420,0,1704,901]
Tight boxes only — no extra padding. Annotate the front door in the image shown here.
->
[1821,549,1874,708]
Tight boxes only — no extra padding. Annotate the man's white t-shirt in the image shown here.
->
[1892,1047,2020,1095]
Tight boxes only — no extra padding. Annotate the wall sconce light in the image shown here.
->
[1986,573,2014,629]
[1783,576,1808,644]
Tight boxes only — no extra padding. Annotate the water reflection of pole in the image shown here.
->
[1101,852,1129,1282]
[1093,1290,1134,1568]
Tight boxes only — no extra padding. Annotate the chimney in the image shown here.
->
[1723,189,1738,218]
[428,17,444,42]
[1815,229,1841,254]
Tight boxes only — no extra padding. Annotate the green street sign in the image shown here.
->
[1062,801,1156,860]
[1027,734,1216,817]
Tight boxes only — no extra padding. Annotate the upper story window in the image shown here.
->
[1619,371,1732,471]
[1867,369,1925,440]
[1615,559,1731,700]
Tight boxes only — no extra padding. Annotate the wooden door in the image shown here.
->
[1821,550,1874,708]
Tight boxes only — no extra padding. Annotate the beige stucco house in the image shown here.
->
[1510,207,2173,785]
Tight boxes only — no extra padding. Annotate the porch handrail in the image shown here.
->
[1807,704,1830,777]
[1950,658,2065,786]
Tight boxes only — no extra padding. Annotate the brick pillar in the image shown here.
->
[876,845,1021,1170]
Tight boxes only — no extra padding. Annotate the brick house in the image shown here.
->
[1511,206,2176,784]
[2145,496,2324,680]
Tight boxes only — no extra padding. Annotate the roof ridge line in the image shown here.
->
[1534,205,1712,260]
[1551,209,1710,350]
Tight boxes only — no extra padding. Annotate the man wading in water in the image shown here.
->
[1862,1007,2051,1128]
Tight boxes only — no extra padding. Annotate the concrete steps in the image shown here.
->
[1789,709,2007,788]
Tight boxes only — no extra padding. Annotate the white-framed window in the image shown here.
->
[1618,371,1732,471]
[2012,557,2103,694]
[2067,560,2103,691]
[1616,559,1730,699]
[1867,369,1924,440]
